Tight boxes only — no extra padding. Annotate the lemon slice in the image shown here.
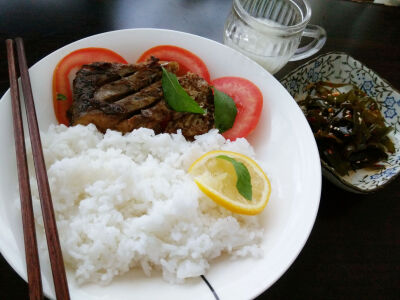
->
[189,150,271,215]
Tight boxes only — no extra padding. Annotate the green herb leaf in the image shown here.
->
[161,67,205,114]
[57,93,67,101]
[213,88,237,133]
[217,155,252,201]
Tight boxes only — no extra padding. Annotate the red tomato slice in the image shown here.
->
[52,47,127,125]
[212,77,263,141]
[137,45,210,82]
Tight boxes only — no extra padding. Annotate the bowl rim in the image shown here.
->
[280,50,400,193]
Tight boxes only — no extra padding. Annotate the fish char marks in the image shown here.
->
[69,57,214,139]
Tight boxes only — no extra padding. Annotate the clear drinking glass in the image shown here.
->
[224,0,326,74]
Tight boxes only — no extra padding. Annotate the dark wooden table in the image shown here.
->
[0,0,399,299]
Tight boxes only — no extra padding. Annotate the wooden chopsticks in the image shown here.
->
[6,38,70,300]
[6,38,43,300]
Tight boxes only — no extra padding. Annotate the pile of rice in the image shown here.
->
[28,124,264,285]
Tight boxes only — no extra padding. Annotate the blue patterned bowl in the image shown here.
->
[281,52,400,193]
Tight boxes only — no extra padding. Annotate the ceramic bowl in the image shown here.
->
[281,52,400,193]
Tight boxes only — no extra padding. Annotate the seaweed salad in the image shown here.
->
[298,81,395,176]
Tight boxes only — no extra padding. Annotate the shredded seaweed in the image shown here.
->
[298,81,395,176]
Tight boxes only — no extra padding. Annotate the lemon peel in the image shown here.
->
[189,150,271,215]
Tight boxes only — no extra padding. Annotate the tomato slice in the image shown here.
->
[52,47,127,125]
[212,77,263,141]
[137,45,210,82]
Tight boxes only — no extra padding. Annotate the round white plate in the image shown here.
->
[0,29,321,300]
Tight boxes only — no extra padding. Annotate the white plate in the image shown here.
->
[0,29,321,300]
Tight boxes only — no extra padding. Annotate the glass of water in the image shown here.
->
[224,0,326,74]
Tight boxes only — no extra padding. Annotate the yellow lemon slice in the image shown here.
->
[189,150,271,215]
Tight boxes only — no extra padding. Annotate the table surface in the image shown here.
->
[0,0,399,299]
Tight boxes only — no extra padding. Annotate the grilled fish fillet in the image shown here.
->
[69,57,214,139]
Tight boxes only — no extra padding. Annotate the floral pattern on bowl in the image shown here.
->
[281,52,400,193]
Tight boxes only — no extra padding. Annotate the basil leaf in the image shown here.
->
[217,155,252,201]
[213,88,237,133]
[57,93,67,101]
[161,67,205,114]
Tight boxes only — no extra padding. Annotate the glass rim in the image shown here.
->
[233,0,312,32]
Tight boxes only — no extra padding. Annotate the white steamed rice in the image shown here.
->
[27,124,263,285]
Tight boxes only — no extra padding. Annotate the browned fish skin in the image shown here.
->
[69,62,137,123]
[93,59,163,103]
[114,81,163,115]
[70,58,175,132]
[70,58,214,139]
